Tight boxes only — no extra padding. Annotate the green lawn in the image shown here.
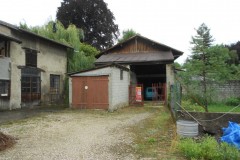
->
[181,100,240,113]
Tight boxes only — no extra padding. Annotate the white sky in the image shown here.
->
[1,0,240,63]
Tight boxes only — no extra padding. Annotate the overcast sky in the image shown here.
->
[1,0,240,63]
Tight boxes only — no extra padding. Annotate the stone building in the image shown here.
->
[0,20,71,110]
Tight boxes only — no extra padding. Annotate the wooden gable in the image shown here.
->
[95,35,183,65]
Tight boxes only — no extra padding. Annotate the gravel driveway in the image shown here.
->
[0,109,152,160]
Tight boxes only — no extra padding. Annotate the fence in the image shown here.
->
[170,83,182,118]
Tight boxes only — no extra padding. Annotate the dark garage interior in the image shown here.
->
[130,64,166,101]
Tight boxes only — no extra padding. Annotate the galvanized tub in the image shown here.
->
[177,120,199,137]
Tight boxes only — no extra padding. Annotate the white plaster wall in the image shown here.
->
[9,42,25,109]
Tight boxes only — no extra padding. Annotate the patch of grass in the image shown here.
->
[177,136,240,160]
[181,100,240,113]
[130,106,185,159]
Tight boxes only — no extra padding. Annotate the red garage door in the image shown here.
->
[72,76,109,109]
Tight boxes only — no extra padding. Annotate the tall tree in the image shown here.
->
[180,23,233,112]
[56,0,119,51]
[190,23,214,111]
[118,29,139,43]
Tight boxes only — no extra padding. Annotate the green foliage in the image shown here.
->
[224,97,240,106]
[19,21,99,72]
[118,29,139,43]
[178,136,240,160]
[147,137,157,144]
[180,23,233,111]
[57,0,119,50]
[226,41,240,65]
[190,23,214,56]
[181,100,205,112]
[181,100,240,112]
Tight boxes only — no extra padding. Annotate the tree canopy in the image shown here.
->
[226,41,240,65]
[56,0,119,51]
[118,29,139,43]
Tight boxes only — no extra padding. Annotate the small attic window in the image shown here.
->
[120,69,123,80]
[0,41,10,57]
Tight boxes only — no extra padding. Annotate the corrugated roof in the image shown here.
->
[95,51,174,64]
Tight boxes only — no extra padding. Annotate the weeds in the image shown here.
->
[177,136,240,160]
[130,106,184,159]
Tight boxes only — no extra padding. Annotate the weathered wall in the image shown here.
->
[166,64,174,103]
[9,42,25,109]
[2,32,68,109]
[37,41,67,103]
[177,111,240,135]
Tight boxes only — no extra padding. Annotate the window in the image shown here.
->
[0,40,10,57]
[0,80,10,99]
[120,69,123,80]
[25,49,37,67]
[50,75,60,93]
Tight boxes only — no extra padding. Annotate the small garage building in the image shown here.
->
[95,35,183,104]
[69,63,130,111]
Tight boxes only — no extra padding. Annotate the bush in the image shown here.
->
[177,136,240,160]
[181,100,204,112]
[225,97,240,106]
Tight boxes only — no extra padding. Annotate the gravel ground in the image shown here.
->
[0,109,152,160]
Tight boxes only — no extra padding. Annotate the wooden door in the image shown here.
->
[72,76,109,109]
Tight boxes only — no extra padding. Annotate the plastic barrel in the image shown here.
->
[177,120,198,137]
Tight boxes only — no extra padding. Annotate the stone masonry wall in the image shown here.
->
[214,80,240,101]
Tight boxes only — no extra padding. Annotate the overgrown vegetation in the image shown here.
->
[177,136,240,160]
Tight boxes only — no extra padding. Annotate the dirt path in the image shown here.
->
[0,109,152,160]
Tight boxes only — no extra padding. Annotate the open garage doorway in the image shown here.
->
[130,64,166,103]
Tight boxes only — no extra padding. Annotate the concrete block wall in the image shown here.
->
[109,67,129,111]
